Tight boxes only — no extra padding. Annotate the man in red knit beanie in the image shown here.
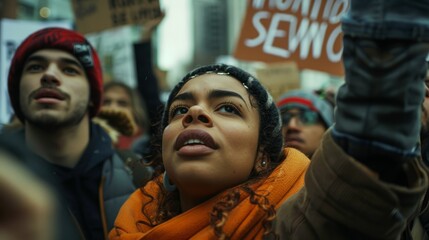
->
[6,27,135,240]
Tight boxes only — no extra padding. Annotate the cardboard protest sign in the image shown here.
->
[254,61,300,101]
[234,0,349,76]
[72,0,161,34]
[0,0,17,19]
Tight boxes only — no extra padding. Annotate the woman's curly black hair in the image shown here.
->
[139,63,285,239]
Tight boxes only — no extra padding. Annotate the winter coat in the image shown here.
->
[101,150,136,238]
[109,129,428,240]
[9,123,136,240]
[271,129,429,240]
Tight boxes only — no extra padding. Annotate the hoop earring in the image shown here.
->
[163,172,177,192]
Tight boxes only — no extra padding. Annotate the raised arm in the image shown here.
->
[273,1,429,239]
[134,14,165,134]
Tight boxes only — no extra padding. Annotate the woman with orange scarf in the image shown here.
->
[110,63,310,239]
[110,64,428,240]
[110,2,429,237]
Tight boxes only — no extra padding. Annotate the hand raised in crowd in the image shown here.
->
[140,11,165,42]
[0,150,56,240]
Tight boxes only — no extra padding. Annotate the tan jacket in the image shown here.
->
[271,130,429,240]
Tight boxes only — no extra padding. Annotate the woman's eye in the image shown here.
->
[218,104,240,115]
[170,106,189,117]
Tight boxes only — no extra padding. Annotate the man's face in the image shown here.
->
[281,108,326,157]
[19,49,90,129]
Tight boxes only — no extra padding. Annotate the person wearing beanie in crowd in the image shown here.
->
[110,63,306,239]
[276,89,334,157]
[5,27,135,240]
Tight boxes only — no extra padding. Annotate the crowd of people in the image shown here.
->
[1,0,429,239]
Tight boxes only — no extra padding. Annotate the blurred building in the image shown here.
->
[2,0,245,75]
[0,0,249,104]
[9,0,74,20]
[1,0,342,110]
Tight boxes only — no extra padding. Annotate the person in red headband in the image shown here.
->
[276,89,334,157]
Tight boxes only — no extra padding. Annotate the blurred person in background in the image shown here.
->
[98,13,165,158]
[97,81,154,187]
[276,89,334,157]
[100,81,150,150]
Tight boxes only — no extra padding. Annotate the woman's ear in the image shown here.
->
[254,151,269,173]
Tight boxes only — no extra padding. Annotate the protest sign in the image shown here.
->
[234,0,349,76]
[85,26,138,87]
[0,0,17,19]
[254,61,300,101]
[72,0,161,34]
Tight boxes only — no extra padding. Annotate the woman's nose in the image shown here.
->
[182,105,213,127]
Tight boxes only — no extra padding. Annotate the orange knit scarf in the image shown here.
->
[110,148,309,240]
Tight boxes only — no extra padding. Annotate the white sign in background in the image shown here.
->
[85,26,138,88]
[0,19,72,126]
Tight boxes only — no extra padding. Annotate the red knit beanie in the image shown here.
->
[7,27,103,122]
